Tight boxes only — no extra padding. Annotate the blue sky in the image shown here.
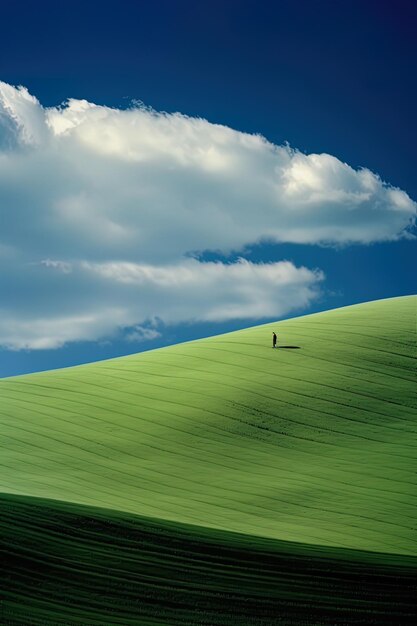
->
[0,0,416,377]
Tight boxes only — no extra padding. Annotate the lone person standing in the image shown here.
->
[272,332,277,348]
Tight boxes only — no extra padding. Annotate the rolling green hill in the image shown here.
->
[2,296,416,624]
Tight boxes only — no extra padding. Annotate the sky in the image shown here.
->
[0,0,416,377]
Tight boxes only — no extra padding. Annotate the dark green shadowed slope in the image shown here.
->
[1,296,416,624]
[2,494,416,626]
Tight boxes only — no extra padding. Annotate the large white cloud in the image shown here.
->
[0,82,415,350]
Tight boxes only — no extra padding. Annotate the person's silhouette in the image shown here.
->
[272,332,277,348]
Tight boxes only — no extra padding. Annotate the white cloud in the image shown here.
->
[39,259,72,273]
[124,326,161,344]
[0,258,322,349]
[0,310,125,351]
[0,81,415,350]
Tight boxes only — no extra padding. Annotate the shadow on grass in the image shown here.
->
[2,493,416,626]
[278,346,301,349]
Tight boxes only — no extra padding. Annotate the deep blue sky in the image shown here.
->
[1,0,416,377]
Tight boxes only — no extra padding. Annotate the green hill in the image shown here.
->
[2,296,416,624]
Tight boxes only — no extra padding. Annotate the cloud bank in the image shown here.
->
[0,82,415,349]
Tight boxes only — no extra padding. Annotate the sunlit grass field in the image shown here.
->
[2,296,416,624]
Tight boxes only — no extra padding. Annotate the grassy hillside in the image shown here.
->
[1,296,416,624]
[3,493,416,626]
